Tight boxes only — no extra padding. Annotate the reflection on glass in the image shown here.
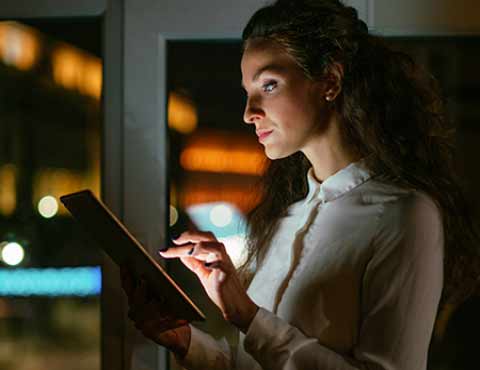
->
[0,20,102,370]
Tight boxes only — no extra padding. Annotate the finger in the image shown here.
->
[203,259,229,273]
[204,261,228,283]
[161,241,228,261]
[179,256,231,284]
[203,260,224,269]
[179,256,210,280]
[187,241,230,264]
[159,243,197,258]
[172,230,216,245]
[154,319,189,333]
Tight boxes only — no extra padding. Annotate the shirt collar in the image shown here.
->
[305,157,373,204]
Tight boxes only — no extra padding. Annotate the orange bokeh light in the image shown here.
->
[0,22,40,71]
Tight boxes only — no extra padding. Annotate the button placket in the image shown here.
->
[273,198,324,313]
[291,199,324,275]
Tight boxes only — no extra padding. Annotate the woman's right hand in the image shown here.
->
[120,265,192,358]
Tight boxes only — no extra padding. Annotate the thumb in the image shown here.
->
[179,256,209,280]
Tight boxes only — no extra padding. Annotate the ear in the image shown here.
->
[323,62,344,101]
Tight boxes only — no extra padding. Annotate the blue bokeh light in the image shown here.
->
[186,202,246,238]
[0,266,101,297]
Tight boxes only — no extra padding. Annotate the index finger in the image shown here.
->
[173,230,216,245]
[159,244,196,258]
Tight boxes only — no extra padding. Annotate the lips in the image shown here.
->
[256,129,273,142]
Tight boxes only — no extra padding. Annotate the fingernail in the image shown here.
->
[158,247,169,254]
[188,247,194,255]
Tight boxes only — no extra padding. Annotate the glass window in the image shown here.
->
[0,19,102,370]
[167,40,263,369]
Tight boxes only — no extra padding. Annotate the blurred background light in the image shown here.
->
[180,143,264,175]
[169,205,179,226]
[210,204,233,228]
[33,167,99,215]
[1,242,25,266]
[80,56,102,99]
[52,44,102,100]
[0,267,101,296]
[168,92,198,134]
[186,202,244,238]
[0,164,17,216]
[0,22,40,71]
[185,202,247,267]
[180,184,259,214]
[38,195,59,218]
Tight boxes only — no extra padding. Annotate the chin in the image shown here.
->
[264,146,294,160]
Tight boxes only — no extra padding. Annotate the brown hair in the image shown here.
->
[239,0,480,308]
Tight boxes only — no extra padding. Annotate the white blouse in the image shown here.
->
[177,157,444,370]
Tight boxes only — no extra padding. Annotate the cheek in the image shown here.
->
[272,95,311,127]
[280,100,319,134]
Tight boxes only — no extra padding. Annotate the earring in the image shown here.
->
[325,95,333,101]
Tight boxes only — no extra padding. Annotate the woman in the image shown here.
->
[121,0,480,369]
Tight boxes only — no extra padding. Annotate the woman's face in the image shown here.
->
[241,39,332,160]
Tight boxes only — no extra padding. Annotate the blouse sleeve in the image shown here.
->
[242,191,444,370]
[174,324,236,370]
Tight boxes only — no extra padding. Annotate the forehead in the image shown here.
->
[240,39,298,76]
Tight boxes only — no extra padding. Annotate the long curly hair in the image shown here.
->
[239,0,480,309]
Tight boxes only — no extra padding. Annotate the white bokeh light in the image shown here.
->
[38,195,58,218]
[2,242,25,266]
[3,28,23,66]
[209,204,233,228]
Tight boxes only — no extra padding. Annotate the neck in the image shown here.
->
[302,118,361,182]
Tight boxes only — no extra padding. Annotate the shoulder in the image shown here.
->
[358,176,441,219]
[367,182,444,256]
[346,177,441,232]
[361,184,444,287]
[354,176,443,246]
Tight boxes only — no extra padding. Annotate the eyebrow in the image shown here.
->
[241,63,286,89]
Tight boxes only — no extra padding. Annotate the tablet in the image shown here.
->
[60,189,206,322]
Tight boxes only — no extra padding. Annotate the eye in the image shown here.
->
[262,81,277,93]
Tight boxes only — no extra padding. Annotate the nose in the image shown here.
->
[243,96,265,124]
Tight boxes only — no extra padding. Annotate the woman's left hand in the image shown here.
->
[160,230,258,333]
